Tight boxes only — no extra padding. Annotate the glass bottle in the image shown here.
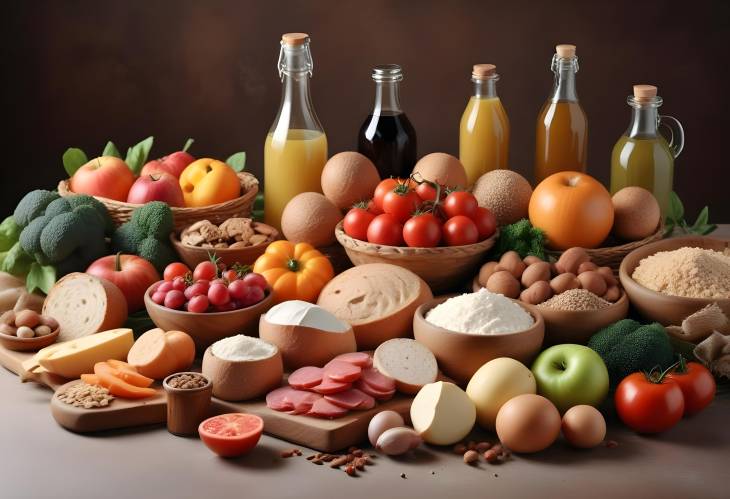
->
[358,64,417,179]
[610,84,684,216]
[534,44,588,183]
[459,64,510,187]
[264,33,328,231]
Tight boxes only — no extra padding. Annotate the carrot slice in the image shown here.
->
[107,359,139,373]
[94,362,154,388]
[80,373,101,385]
[95,372,157,399]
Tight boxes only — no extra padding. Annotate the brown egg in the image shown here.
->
[612,187,661,241]
[499,251,526,279]
[596,266,617,287]
[520,281,553,305]
[281,192,343,247]
[412,153,467,188]
[521,261,551,288]
[561,405,606,449]
[603,285,621,302]
[496,394,561,453]
[478,261,500,287]
[555,247,590,274]
[550,273,580,294]
[577,271,607,296]
[486,271,521,299]
[321,152,381,210]
[523,255,543,266]
[472,170,533,225]
[577,261,598,274]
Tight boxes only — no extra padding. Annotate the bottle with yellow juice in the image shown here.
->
[459,64,510,187]
[264,33,327,231]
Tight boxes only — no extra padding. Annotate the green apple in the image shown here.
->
[531,344,609,413]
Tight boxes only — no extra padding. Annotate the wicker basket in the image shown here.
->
[58,172,259,231]
[335,222,498,293]
[546,224,664,272]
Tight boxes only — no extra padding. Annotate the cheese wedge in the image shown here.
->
[29,328,134,379]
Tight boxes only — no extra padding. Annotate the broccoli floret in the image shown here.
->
[111,223,144,254]
[39,212,87,262]
[13,190,59,227]
[490,218,546,260]
[131,201,174,240]
[19,214,52,262]
[111,202,175,273]
[66,194,114,236]
[137,237,177,272]
[588,319,675,387]
[43,198,72,219]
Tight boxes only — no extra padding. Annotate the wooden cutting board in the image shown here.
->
[1,344,412,452]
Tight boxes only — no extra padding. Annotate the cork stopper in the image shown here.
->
[472,64,497,79]
[633,84,658,102]
[282,33,309,46]
[555,44,576,58]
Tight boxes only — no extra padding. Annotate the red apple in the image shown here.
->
[127,172,185,206]
[86,254,160,312]
[140,151,195,179]
[70,156,135,201]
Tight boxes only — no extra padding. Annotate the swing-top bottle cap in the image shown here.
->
[472,64,497,79]
[282,33,309,46]
[633,85,658,101]
[555,44,576,58]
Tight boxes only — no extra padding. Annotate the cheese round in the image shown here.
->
[316,264,433,350]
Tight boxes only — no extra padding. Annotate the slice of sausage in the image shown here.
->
[355,379,395,401]
[288,366,324,389]
[360,367,396,392]
[323,360,362,383]
[307,398,349,419]
[310,378,352,395]
[266,386,297,411]
[332,352,373,368]
[287,390,323,415]
[324,388,374,410]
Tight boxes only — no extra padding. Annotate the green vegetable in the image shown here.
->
[587,319,675,387]
[0,216,21,252]
[226,151,247,172]
[489,218,546,260]
[62,148,88,176]
[111,201,176,273]
[13,190,60,227]
[26,263,57,294]
[124,136,154,175]
[664,192,716,237]
[0,242,34,276]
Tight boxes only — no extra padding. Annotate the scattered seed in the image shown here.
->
[306,454,316,461]
[352,449,364,457]
[484,449,499,463]
[345,464,357,477]
[605,440,619,448]
[476,441,492,453]
[431,470,436,475]
[348,446,359,454]
[467,441,477,451]
[463,450,479,465]
[494,473,499,478]
[453,443,467,454]
[400,473,407,479]
[312,459,323,465]
[330,455,350,468]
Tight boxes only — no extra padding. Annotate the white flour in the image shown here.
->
[426,288,534,335]
[211,334,277,361]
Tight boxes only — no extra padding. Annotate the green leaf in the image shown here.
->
[102,141,122,158]
[692,206,709,230]
[0,216,21,252]
[668,191,684,221]
[124,136,155,175]
[25,263,56,294]
[62,148,88,177]
[696,223,717,236]
[182,138,194,153]
[226,151,246,172]
[0,242,33,276]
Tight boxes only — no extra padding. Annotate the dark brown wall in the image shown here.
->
[3,0,728,220]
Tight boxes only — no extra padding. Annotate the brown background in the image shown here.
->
[2,0,728,220]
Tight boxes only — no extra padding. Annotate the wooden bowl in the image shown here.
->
[335,222,498,294]
[170,225,279,269]
[619,236,730,326]
[144,284,274,352]
[0,327,59,352]
[413,296,544,385]
[536,290,629,345]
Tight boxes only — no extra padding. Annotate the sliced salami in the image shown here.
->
[324,388,374,410]
[288,366,324,389]
[287,390,323,415]
[308,398,349,419]
[324,360,362,383]
[311,377,352,395]
[357,393,376,410]
[266,386,297,411]
[360,367,396,392]
[332,352,373,368]
[355,378,396,401]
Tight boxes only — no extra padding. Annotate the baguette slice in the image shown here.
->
[43,273,128,342]
[373,338,438,394]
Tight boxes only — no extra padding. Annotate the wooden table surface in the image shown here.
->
[1,226,728,499]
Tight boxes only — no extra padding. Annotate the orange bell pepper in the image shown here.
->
[93,362,154,388]
[179,158,240,207]
[253,241,334,303]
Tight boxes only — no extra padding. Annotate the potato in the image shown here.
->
[523,255,543,266]
[486,271,521,299]
[555,247,590,274]
[577,261,598,274]
[498,251,526,279]
[0,323,17,336]
[596,266,617,287]
[550,273,580,294]
[520,281,552,305]
[478,261,500,287]
[603,285,621,302]
[521,262,551,288]
[577,271,607,297]
[14,309,41,329]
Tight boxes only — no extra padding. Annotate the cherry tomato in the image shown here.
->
[187,295,209,313]
[163,262,190,281]
[667,360,716,416]
[443,191,478,218]
[366,199,383,215]
[184,280,210,299]
[213,301,237,312]
[208,282,230,306]
[373,178,399,211]
[415,182,441,202]
[198,413,264,457]
[403,213,442,247]
[243,286,265,306]
[157,281,173,293]
[222,269,239,282]
[242,272,267,290]
[615,370,685,433]
[472,206,497,240]
[171,276,187,292]
[343,207,376,241]
[228,280,249,301]
[151,291,167,305]
[367,213,404,246]
[164,290,186,309]
[382,188,421,223]
[194,261,218,281]
[443,215,479,246]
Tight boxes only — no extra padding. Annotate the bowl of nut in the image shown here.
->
[0,309,60,352]
[171,218,279,268]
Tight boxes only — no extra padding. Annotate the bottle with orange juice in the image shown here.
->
[264,33,328,231]
[459,64,510,187]
[534,44,588,183]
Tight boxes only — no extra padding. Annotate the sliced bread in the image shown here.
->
[373,338,438,394]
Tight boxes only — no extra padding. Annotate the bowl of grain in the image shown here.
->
[535,288,629,345]
[413,289,544,385]
[619,236,730,326]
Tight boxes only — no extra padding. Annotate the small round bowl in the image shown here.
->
[0,328,59,352]
[202,343,283,402]
[536,290,629,345]
[144,284,274,352]
[413,296,544,385]
[619,236,730,326]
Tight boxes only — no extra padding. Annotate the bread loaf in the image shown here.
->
[374,338,438,394]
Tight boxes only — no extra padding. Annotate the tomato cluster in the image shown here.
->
[152,261,268,313]
[343,178,497,248]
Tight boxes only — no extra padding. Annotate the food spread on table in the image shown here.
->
[0,33,726,477]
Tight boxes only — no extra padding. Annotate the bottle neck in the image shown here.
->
[473,78,498,99]
[372,79,402,115]
[550,57,579,102]
[271,43,323,135]
[627,105,660,138]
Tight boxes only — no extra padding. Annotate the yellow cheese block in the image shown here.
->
[30,328,134,379]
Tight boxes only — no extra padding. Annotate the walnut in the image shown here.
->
[220,218,254,242]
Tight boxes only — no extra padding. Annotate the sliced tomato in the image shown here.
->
[198,413,264,457]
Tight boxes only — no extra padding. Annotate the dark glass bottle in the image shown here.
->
[358,64,417,179]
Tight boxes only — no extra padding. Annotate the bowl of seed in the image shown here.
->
[535,288,629,345]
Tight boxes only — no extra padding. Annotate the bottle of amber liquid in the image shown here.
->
[534,44,588,183]
[358,64,417,179]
